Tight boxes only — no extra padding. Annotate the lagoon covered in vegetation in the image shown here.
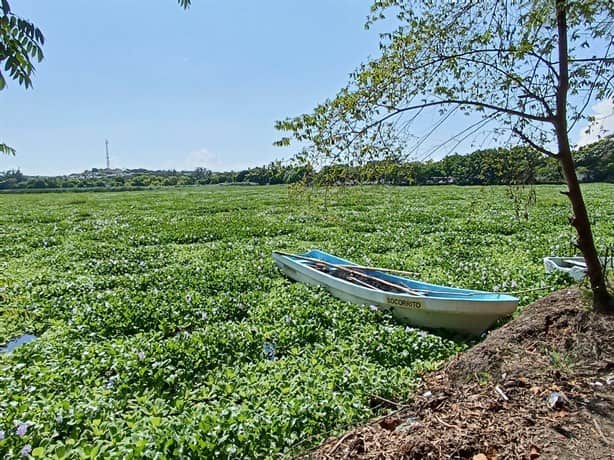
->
[1,184,612,458]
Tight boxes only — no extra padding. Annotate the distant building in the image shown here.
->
[427,176,455,185]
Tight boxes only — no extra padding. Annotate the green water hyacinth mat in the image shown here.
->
[1,184,612,458]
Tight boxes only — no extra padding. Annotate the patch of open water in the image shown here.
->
[0,334,37,354]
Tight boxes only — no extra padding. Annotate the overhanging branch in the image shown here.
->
[456,56,556,118]
[401,48,560,81]
[567,57,614,64]
[365,99,553,135]
[512,128,558,158]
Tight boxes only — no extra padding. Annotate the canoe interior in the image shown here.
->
[293,250,518,302]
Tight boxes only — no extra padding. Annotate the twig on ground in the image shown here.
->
[371,394,406,409]
[433,414,460,430]
[592,417,609,445]
[328,432,354,456]
[495,385,510,401]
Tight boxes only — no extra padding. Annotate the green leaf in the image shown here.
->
[151,417,162,428]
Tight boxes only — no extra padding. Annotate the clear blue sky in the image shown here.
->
[1,0,382,175]
[1,1,611,176]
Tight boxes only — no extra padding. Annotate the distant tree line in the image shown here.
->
[1,136,612,191]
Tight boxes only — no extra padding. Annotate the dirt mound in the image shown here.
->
[306,288,614,459]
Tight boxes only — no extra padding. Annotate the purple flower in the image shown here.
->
[137,351,146,361]
[20,444,32,457]
[0,430,5,441]
[16,424,28,437]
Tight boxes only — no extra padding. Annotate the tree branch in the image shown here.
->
[424,48,560,80]
[567,57,614,64]
[512,128,558,158]
[456,56,555,118]
[568,40,613,133]
[1,0,11,14]
[369,99,554,135]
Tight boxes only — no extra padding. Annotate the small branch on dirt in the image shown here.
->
[327,431,355,456]
[551,424,574,438]
[371,394,406,409]
[592,416,609,445]
[495,385,510,401]
[433,414,460,430]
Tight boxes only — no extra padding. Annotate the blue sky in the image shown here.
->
[1,0,382,175]
[1,1,612,176]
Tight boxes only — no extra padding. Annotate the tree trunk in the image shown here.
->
[555,0,613,313]
[557,143,613,312]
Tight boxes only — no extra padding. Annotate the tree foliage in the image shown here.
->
[0,0,44,91]
[4,138,613,191]
[0,0,44,155]
[575,134,614,181]
[277,0,614,310]
[277,0,612,163]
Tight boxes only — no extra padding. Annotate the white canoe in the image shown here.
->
[544,256,612,281]
[273,250,519,335]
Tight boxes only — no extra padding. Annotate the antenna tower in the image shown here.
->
[105,139,110,170]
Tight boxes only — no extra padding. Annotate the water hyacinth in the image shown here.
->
[15,424,28,437]
[20,444,32,457]
[1,184,610,459]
